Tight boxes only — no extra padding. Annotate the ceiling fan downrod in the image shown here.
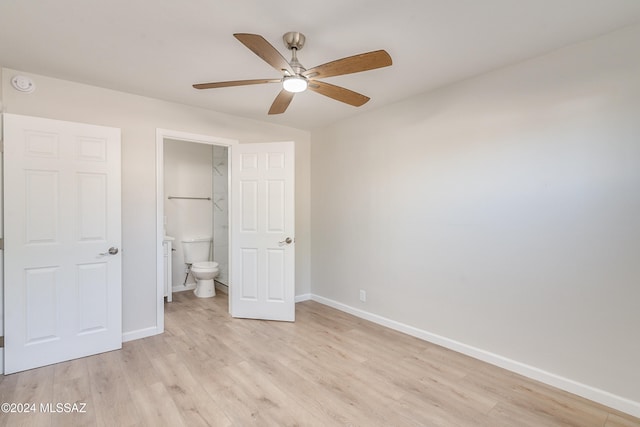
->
[283,32,306,75]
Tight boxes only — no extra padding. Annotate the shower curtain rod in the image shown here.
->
[167,196,211,201]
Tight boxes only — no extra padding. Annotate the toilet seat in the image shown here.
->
[192,261,219,270]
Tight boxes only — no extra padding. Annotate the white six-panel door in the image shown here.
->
[231,142,295,321]
[3,114,122,373]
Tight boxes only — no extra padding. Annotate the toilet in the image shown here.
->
[182,237,219,298]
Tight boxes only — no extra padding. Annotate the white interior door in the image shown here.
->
[3,114,122,374]
[231,142,295,321]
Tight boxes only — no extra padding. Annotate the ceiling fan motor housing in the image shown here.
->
[283,32,305,51]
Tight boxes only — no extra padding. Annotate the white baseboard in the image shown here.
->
[173,283,196,293]
[122,326,161,343]
[309,294,640,418]
[215,281,228,294]
[295,293,311,303]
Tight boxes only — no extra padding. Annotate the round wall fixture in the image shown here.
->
[11,75,36,93]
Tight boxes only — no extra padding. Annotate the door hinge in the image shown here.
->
[0,238,4,250]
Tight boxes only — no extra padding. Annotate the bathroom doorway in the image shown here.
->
[164,140,229,293]
[155,129,237,330]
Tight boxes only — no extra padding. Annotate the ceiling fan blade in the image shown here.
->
[307,80,370,107]
[234,33,294,75]
[193,78,281,90]
[303,50,392,80]
[268,89,295,115]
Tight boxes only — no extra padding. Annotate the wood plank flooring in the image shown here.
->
[1,291,638,426]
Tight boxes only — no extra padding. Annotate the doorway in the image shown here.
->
[163,140,229,294]
[155,129,237,331]
[156,130,297,330]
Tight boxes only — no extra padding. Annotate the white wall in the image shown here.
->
[311,24,640,412]
[0,69,312,336]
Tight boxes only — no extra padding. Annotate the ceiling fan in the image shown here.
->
[193,32,392,115]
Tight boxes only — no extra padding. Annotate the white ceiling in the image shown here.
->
[1,1,639,131]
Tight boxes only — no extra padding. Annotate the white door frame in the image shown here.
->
[155,129,237,332]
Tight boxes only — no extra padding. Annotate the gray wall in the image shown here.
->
[311,24,640,407]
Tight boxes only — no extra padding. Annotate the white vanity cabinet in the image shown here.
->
[163,236,174,302]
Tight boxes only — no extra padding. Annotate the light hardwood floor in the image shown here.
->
[0,291,638,427]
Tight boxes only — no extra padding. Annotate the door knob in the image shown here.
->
[99,247,119,256]
[278,237,293,245]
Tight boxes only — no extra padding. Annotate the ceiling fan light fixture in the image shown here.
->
[282,76,308,93]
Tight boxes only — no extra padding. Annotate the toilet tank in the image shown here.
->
[182,237,212,264]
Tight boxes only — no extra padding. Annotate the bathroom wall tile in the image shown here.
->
[212,146,229,285]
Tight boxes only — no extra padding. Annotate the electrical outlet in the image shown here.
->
[359,289,366,302]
